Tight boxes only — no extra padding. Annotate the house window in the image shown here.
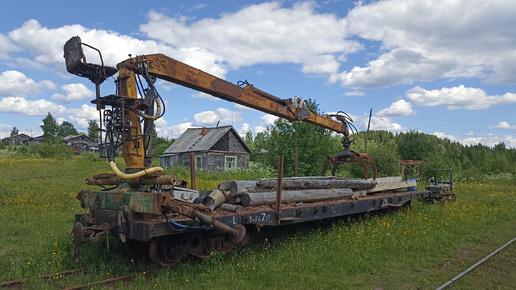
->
[225,156,237,170]
[195,156,202,170]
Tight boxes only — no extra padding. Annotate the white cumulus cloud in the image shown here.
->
[368,116,405,131]
[0,70,55,97]
[336,0,516,87]
[376,99,414,118]
[0,34,19,59]
[140,2,360,74]
[261,114,279,126]
[0,123,13,139]
[191,92,219,100]
[490,121,516,130]
[168,122,195,138]
[52,83,95,103]
[345,91,365,96]
[193,108,243,126]
[433,132,516,148]
[7,20,178,76]
[330,49,455,88]
[66,104,99,129]
[253,125,267,134]
[406,85,516,110]
[237,123,251,137]
[0,97,67,116]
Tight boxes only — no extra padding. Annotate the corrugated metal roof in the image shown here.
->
[164,125,249,154]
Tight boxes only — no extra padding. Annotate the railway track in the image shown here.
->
[436,236,516,289]
[0,268,87,289]
[0,268,161,289]
[64,269,161,290]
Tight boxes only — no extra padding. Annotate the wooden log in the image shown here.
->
[256,177,377,190]
[218,181,232,191]
[230,180,270,196]
[219,203,243,213]
[241,188,353,207]
[229,196,242,204]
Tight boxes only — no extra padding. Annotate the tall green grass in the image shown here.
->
[164,161,276,191]
[1,156,516,289]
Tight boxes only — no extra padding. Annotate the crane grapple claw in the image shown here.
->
[321,152,377,180]
[64,36,117,84]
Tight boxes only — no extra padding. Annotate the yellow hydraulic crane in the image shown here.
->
[64,36,376,180]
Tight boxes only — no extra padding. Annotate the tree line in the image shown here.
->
[4,112,175,158]
[244,116,516,182]
[37,112,174,157]
[8,112,101,142]
[6,111,515,183]
[37,112,100,142]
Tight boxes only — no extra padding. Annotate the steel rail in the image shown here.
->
[63,269,161,290]
[436,236,516,289]
[0,268,87,288]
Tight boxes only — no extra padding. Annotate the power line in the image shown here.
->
[402,115,512,126]
[399,121,514,133]
[395,118,515,134]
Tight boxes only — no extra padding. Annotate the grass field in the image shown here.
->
[1,155,516,289]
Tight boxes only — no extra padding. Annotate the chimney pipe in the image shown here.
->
[201,127,208,135]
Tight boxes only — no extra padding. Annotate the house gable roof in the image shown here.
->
[164,125,251,155]
[3,133,31,141]
[31,135,45,141]
[63,135,98,144]
[2,134,33,143]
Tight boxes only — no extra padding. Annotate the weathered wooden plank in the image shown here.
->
[352,178,416,197]
[374,176,402,183]
[241,188,353,206]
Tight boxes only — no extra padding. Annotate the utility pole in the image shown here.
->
[365,108,372,151]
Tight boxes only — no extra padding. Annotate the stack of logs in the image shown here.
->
[218,176,379,207]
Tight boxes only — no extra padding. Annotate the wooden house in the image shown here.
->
[1,133,32,146]
[63,135,99,152]
[161,126,252,171]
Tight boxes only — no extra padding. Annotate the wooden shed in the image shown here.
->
[30,135,45,145]
[399,160,422,177]
[161,126,252,171]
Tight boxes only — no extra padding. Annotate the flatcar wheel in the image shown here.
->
[149,238,180,267]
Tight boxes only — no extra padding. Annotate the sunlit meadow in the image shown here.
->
[1,155,515,289]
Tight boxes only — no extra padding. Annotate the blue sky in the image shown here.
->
[1,0,515,147]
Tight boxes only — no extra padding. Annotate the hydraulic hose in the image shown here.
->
[136,97,162,120]
[109,161,164,180]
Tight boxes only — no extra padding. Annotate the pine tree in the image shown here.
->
[87,120,100,141]
[40,112,59,142]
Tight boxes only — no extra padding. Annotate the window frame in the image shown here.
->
[195,155,203,170]
[224,156,237,170]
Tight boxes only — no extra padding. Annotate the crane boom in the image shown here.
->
[119,54,347,134]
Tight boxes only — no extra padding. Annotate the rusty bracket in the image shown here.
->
[69,222,112,264]
[161,197,246,249]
